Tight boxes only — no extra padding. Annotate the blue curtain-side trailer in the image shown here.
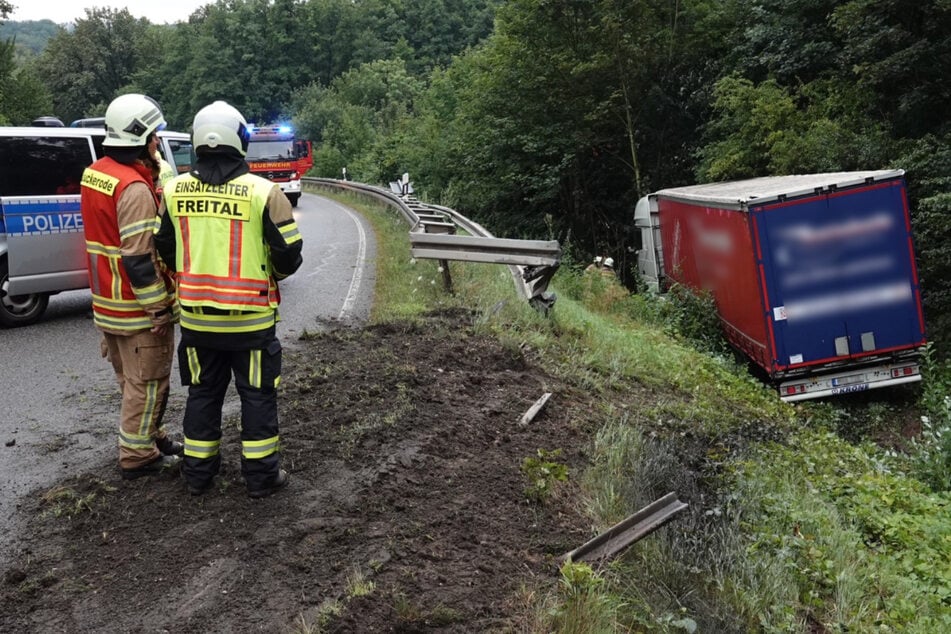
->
[634,170,927,402]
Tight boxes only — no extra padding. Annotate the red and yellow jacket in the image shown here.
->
[80,157,177,333]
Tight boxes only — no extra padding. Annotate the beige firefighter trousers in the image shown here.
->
[101,328,175,470]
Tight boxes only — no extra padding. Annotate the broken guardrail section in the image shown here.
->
[559,493,688,564]
[408,232,561,311]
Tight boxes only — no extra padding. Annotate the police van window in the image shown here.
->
[0,135,95,196]
[167,139,194,174]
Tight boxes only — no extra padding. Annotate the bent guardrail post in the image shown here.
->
[523,264,559,312]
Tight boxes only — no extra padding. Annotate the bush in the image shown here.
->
[656,284,732,358]
[910,344,951,491]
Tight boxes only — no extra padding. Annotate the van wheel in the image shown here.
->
[287,193,300,207]
[0,259,49,327]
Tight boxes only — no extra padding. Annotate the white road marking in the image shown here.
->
[330,200,367,321]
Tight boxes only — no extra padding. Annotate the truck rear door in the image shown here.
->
[753,178,925,372]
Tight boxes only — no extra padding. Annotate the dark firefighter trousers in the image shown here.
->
[178,336,282,491]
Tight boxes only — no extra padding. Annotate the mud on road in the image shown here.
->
[1,310,598,633]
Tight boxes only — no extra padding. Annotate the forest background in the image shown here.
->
[1,0,949,353]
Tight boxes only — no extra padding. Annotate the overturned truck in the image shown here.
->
[635,170,927,402]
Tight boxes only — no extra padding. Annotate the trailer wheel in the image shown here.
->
[0,259,49,327]
[287,193,300,207]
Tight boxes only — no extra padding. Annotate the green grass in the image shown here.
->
[734,431,951,631]
[305,184,951,632]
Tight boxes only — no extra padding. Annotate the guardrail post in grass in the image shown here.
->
[421,216,456,294]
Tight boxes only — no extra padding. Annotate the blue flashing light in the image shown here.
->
[278,125,292,134]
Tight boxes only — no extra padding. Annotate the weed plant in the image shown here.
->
[521,449,570,503]
[910,344,951,491]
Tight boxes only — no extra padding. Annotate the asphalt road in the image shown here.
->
[0,191,376,562]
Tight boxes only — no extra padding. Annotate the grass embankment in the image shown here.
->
[308,187,951,632]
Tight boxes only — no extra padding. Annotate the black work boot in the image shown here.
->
[120,454,182,480]
[186,478,214,496]
[247,469,289,499]
[155,436,184,456]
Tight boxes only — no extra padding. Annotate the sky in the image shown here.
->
[9,0,212,25]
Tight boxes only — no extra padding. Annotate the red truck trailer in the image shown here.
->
[245,124,312,207]
[634,170,927,402]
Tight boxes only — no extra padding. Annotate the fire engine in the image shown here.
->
[245,124,313,207]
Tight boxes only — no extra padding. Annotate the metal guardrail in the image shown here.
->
[408,233,560,267]
[302,177,560,310]
[304,177,418,226]
[559,493,688,564]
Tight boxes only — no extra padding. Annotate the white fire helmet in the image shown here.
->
[192,100,251,156]
[603,257,614,268]
[103,94,166,147]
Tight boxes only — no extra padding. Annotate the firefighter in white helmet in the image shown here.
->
[80,93,183,479]
[155,100,303,498]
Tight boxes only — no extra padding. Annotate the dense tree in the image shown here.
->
[294,58,422,181]
[395,0,499,74]
[0,60,53,124]
[0,19,60,62]
[393,0,729,282]
[832,0,951,139]
[724,0,844,85]
[35,8,151,123]
[9,0,498,133]
[0,31,52,124]
[379,63,469,200]
[131,0,497,131]
[696,75,893,180]
[896,133,951,354]
[0,5,53,123]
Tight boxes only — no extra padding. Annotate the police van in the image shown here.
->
[0,125,193,327]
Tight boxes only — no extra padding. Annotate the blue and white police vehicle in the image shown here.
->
[0,124,192,327]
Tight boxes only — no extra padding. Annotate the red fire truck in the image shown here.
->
[245,124,313,207]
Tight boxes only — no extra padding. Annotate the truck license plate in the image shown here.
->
[832,383,869,395]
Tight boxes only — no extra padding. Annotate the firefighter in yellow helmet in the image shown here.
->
[80,93,182,479]
[155,100,303,498]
